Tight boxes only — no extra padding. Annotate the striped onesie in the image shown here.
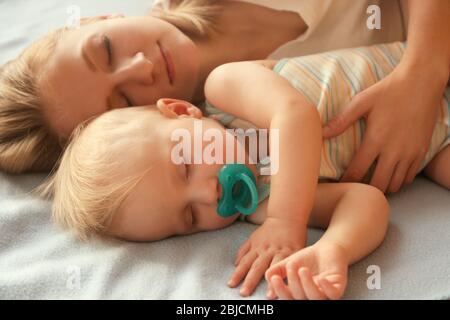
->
[205,42,450,182]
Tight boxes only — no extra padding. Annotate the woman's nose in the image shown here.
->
[115,52,154,85]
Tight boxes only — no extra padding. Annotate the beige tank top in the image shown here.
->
[153,0,408,58]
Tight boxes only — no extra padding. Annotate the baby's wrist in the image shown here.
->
[265,215,308,230]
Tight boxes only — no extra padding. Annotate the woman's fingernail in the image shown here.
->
[240,288,249,296]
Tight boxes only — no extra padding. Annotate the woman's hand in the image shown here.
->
[322,60,448,193]
[228,217,307,297]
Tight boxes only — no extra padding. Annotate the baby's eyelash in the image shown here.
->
[190,205,195,226]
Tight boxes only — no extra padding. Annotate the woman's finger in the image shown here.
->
[387,159,411,193]
[369,153,397,193]
[322,92,373,139]
[341,138,379,183]
[404,153,426,185]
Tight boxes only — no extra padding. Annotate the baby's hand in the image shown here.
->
[228,217,307,297]
[265,242,348,300]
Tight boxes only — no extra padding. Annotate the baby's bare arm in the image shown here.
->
[311,183,390,265]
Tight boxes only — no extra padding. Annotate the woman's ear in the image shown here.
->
[80,14,125,26]
[156,98,203,119]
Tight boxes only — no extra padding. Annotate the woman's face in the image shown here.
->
[40,16,200,138]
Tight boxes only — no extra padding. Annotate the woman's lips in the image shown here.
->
[158,42,175,86]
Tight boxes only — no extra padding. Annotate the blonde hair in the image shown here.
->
[151,0,222,38]
[39,111,152,241]
[0,29,65,173]
[0,0,222,174]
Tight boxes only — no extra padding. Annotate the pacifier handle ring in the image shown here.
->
[235,172,259,215]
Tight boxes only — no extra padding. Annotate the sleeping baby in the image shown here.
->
[41,42,449,300]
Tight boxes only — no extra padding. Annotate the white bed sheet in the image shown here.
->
[1,0,449,300]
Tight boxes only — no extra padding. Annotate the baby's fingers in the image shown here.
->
[235,241,251,266]
[240,255,272,297]
[265,254,290,299]
[286,261,306,300]
[265,258,288,282]
[270,275,293,300]
[228,251,257,288]
[318,278,344,300]
[299,268,327,300]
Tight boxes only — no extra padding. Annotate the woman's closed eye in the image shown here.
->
[101,34,133,108]
[102,34,113,66]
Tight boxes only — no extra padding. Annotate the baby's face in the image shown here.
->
[105,99,256,241]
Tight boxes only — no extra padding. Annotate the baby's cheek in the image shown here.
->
[200,212,238,231]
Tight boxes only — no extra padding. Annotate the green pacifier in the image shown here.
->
[217,164,258,217]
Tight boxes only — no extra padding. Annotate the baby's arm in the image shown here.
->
[206,61,321,226]
[311,182,389,264]
[265,182,390,300]
[205,61,322,296]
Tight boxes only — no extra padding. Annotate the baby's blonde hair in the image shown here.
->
[0,0,221,174]
[39,111,152,241]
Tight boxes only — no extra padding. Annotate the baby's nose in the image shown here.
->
[202,177,220,205]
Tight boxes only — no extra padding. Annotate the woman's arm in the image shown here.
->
[205,61,322,296]
[322,0,450,193]
[402,0,450,75]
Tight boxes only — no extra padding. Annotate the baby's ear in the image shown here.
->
[156,98,203,119]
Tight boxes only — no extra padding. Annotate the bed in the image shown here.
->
[1,0,449,300]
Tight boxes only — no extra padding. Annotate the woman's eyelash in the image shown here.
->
[103,35,112,65]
